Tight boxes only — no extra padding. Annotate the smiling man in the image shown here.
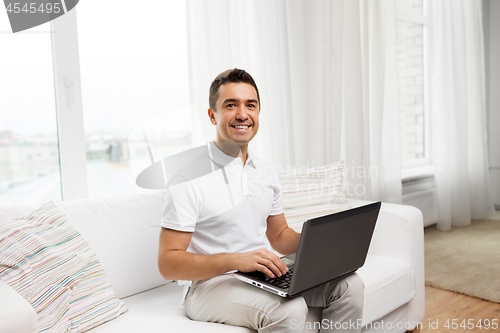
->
[158,68,364,333]
[209,79,260,155]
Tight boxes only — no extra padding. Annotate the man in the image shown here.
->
[158,68,364,332]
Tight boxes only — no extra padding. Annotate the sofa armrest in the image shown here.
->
[0,280,38,333]
[352,199,425,327]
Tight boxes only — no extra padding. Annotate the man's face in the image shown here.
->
[209,82,260,147]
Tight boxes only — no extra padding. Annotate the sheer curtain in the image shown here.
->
[429,0,495,230]
[186,0,402,203]
[358,0,401,203]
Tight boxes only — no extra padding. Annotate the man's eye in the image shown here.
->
[226,104,235,107]
[248,104,255,108]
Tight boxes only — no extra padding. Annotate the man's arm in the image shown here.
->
[266,213,300,255]
[158,228,289,281]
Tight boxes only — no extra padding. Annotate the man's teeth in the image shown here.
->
[234,125,249,129]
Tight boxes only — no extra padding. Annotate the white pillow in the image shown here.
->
[277,160,349,231]
[0,201,128,333]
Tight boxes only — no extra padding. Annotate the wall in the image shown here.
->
[484,0,500,209]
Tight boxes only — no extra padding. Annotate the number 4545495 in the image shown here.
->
[444,319,498,330]
[6,2,61,14]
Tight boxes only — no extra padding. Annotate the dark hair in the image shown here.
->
[209,68,260,111]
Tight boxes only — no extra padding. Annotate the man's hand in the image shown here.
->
[235,248,289,278]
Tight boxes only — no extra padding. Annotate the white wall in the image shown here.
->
[484,0,500,209]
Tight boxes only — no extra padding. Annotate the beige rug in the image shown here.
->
[424,213,500,303]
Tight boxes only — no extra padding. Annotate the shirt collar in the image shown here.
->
[206,141,234,167]
[206,141,257,169]
[246,148,257,169]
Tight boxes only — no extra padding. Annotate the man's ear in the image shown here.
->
[208,108,216,125]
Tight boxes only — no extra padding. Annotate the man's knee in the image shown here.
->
[346,273,364,305]
[346,273,364,293]
[265,296,308,329]
[327,273,364,307]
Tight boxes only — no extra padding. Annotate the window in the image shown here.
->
[1,1,192,206]
[395,0,433,179]
[76,0,191,197]
[74,0,191,197]
[0,14,62,205]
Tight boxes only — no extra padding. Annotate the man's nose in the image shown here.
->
[235,106,249,119]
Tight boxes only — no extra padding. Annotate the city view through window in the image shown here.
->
[0,16,61,206]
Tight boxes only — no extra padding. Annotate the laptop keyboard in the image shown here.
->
[259,264,294,289]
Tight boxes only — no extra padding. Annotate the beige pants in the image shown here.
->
[184,273,364,333]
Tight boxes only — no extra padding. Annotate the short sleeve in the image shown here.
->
[269,168,284,216]
[161,177,199,232]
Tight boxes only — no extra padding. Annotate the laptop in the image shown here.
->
[233,201,381,297]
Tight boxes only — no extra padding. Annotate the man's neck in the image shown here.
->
[214,141,248,166]
[239,146,248,166]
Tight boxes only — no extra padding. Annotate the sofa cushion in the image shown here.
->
[57,194,168,298]
[0,201,127,333]
[89,282,255,333]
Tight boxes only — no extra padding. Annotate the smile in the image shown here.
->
[231,125,251,129]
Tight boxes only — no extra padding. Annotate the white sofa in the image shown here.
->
[0,193,424,333]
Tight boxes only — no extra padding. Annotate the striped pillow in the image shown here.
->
[278,160,349,231]
[0,201,127,332]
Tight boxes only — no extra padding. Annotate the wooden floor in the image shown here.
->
[417,286,500,333]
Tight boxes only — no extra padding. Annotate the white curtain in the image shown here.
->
[186,0,402,203]
[429,0,495,230]
[358,0,402,203]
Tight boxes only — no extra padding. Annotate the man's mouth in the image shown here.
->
[231,125,251,129]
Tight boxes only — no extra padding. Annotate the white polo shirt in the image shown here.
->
[161,142,284,256]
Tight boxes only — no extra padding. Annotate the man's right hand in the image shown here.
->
[234,248,289,278]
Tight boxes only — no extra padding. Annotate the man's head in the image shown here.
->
[208,69,260,149]
[209,68,260,111]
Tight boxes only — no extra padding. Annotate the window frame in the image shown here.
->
[50,10,88,200]
[396,0,434,181]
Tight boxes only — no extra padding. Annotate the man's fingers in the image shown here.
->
[260,249,288,274]
[258,265,275,279]
[243,248,290,278]
[273,257,288,274]
[255,257,278,277]
[257,257,284,278]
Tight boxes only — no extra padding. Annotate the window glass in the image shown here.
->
[396,0,423,14]
[76,0,191,197]
[0,13,61,206]
[396,20,425,163]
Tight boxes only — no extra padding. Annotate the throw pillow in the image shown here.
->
[0,201,127,332]
[277,160,350,231]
